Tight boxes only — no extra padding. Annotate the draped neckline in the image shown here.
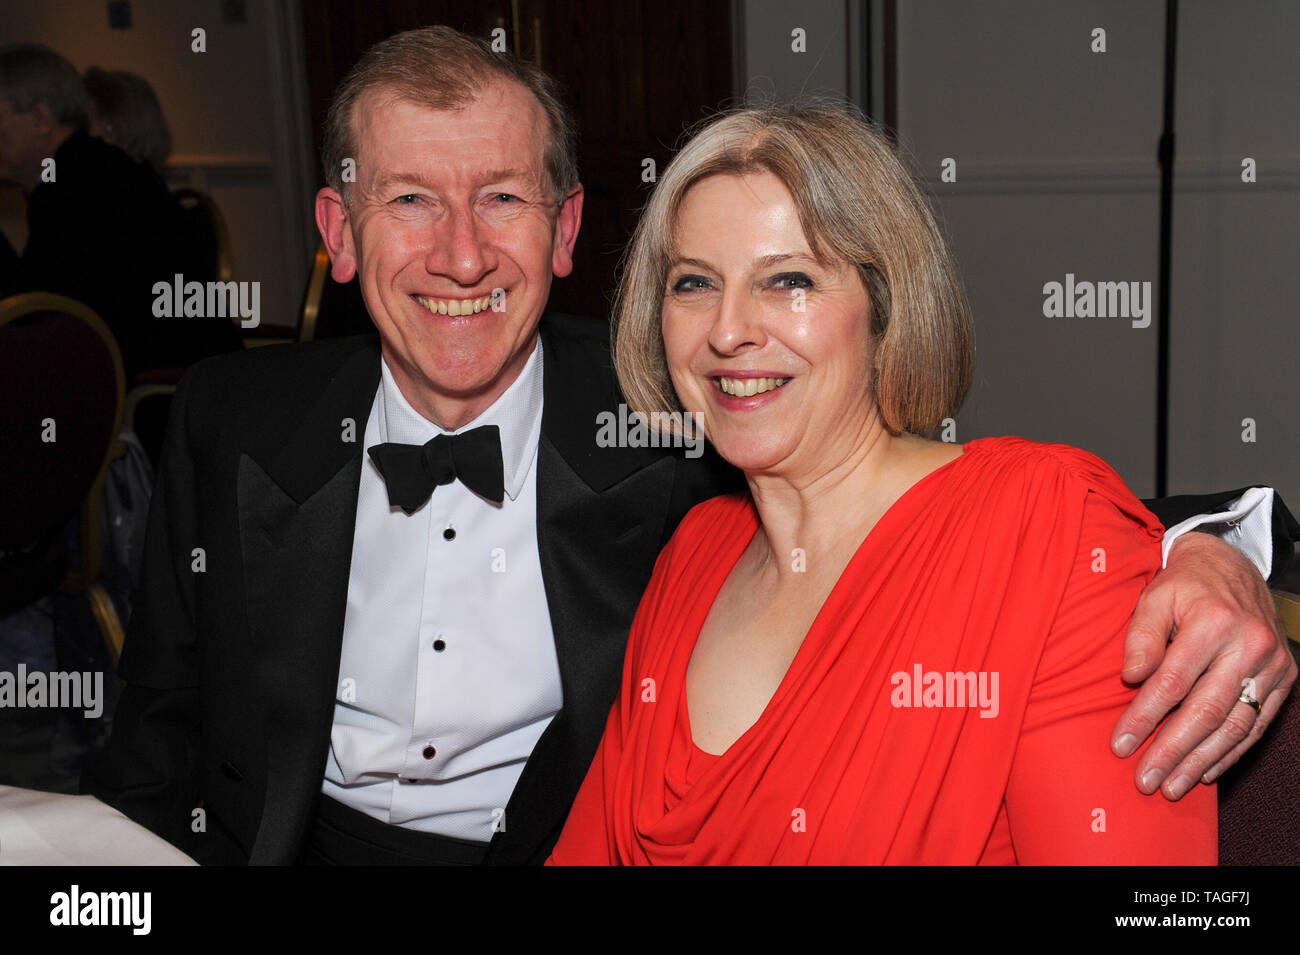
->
[683,439,978,762]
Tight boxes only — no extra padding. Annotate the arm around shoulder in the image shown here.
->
[1004,491,1217,864]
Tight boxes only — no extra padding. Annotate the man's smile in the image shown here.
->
[413,292,503,315]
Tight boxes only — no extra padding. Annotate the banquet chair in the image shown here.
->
[296,240,372,341]
[296,241,330,342]
[124,186,236,460]
[123,384,176,471]
[1216,591,1300,865]
[0,292,127,664]
[172,186,232,283]
[1274,589,1300,644]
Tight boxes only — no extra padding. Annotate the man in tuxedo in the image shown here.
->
[84,26,1296,865]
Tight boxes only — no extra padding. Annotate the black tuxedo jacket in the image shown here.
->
[84,310,1294,865]
[84,312,740,864]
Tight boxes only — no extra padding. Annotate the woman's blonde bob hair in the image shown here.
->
[613,101,974,436]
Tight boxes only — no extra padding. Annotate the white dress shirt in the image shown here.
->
[323,339,561,842]
[1162,488,1276,579]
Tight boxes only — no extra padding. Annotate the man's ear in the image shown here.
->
[551,183,584,278]
[315,187,358,282]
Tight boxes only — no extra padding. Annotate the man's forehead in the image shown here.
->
[349,82,549,182]
[352,80,547,142]
[368,163,543,197]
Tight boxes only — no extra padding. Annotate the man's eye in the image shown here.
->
[671,275,712,292]
[393,194,423,205]
[770,272,813,290]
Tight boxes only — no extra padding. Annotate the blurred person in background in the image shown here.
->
[83,65,171,173]
[0,44,239,379]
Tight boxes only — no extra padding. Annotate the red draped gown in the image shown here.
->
[547,437,1217,864]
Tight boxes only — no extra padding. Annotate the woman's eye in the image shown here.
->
[770,272,813,290]
[671,275,712,293]
[490,193,519,203]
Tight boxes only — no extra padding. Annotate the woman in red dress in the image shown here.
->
[548,104,1217,864]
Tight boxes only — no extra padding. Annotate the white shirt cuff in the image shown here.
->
[1161,487,1274,579]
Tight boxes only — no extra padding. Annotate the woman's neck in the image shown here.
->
[744,414,898,581]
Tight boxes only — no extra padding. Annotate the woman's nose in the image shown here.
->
[707,287,767,354]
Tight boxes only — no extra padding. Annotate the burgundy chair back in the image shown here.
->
[0,293,124,550]
[1217,642,1300,864]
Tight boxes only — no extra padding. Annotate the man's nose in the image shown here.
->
[707,286,767,355]
[426,206,495,285]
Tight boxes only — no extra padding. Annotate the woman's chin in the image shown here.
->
[708,437,792,476]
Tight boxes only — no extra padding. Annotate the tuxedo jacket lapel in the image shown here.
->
[484,316,681,864]
[237,341,379,863]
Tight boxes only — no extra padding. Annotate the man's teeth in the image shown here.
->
[416,295,496,316]
[717,376,789,397]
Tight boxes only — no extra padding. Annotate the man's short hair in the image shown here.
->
[0,43,90,130]
[322,26,578,205]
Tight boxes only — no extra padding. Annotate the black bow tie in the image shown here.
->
[367,425,505,512]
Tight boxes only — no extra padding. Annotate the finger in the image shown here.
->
[1120,586,1176,685]
[1111,629,1210,759]
[1135,648,1292,796]
[1158,698,1264,800]
[1201,657,1298,783]
[1127,651,1248,793]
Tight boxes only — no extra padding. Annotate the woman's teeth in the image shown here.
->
[416,294,496,316]
[717,376,789,397]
